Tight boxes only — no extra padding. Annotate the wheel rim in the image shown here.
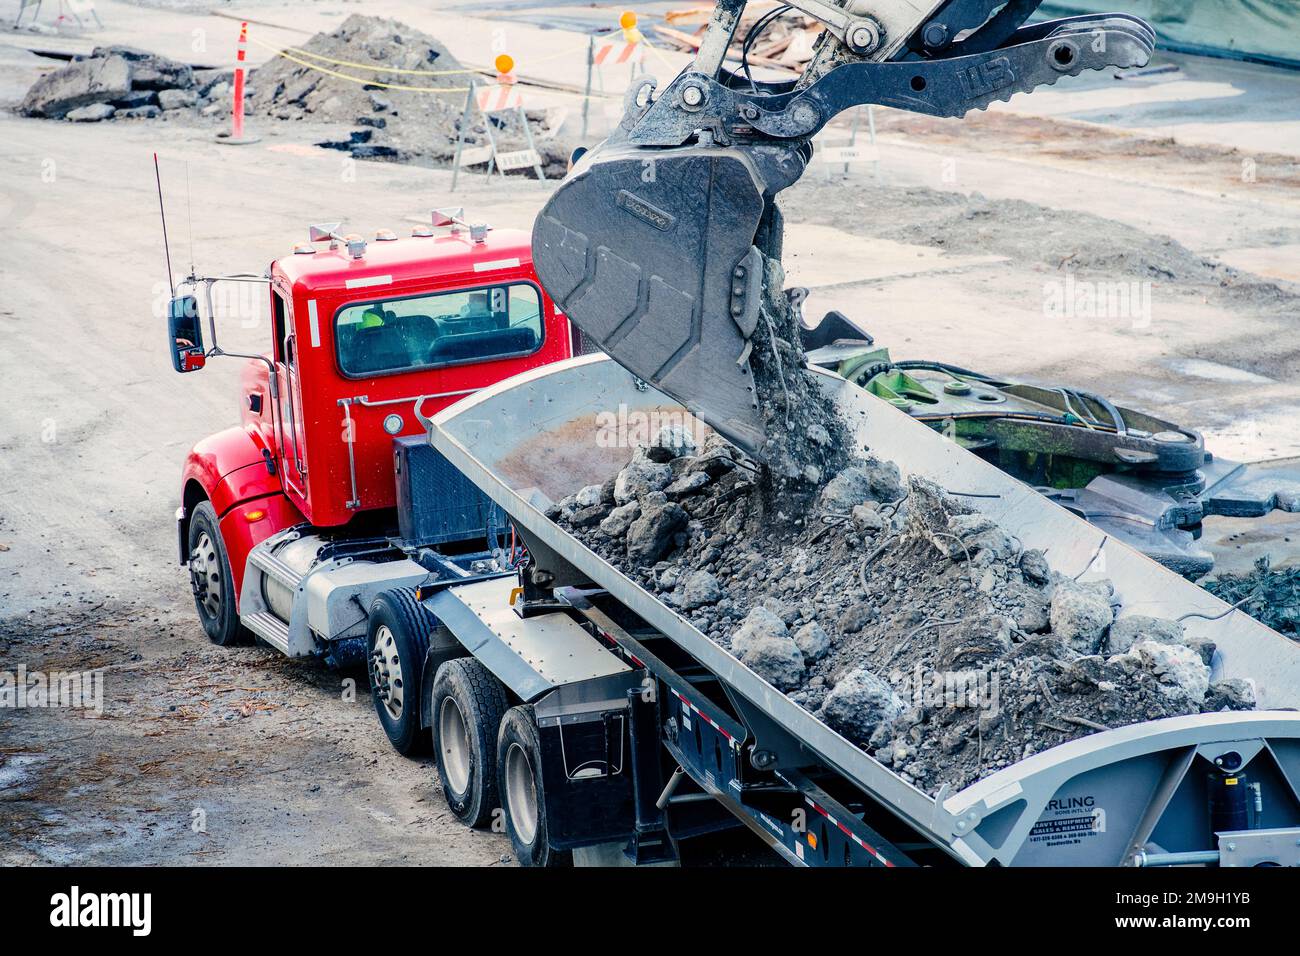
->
[438,697,472,795]
[189,531,223,621]
[504,741,539,845]
[370,625,404,721]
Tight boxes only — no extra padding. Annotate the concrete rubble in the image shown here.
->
[552,426,1259,795]
[19,45,215,121]
[14,16,571,177]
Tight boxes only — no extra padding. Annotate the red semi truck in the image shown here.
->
[170,211,577,756]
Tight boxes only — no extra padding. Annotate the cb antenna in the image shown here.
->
[153,152,175,294]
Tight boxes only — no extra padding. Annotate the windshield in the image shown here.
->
[335,282,544,377]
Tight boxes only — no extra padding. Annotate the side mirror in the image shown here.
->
[168,295,206,373]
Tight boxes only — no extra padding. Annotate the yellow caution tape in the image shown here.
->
[248,34,585,76]
[247,35,639,101]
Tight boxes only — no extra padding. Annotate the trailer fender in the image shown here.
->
[423,577,633,702]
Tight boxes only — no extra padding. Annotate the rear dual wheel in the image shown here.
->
[431,658,509,829]
[366,589,436,756]
[498,706,570,867]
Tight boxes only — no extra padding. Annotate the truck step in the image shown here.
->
[248,545,305,591]
[243,610,291,654]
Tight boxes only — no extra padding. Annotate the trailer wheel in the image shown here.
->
[366,589,435,756]
[431,658,508,828]
[187,501,245,647]
[497,705,571,867]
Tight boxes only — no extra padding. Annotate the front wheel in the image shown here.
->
[366,589,435,756]
[497,705,570,867]
[187,500,245,647]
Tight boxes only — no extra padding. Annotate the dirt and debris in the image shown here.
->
[18,44,218,121]
[1205,556,1300,639]
[13,15,571,176]
[0,599,507,865]
[552,427,1257,795]
[247,15,569,175]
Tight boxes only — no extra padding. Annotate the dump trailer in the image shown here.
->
[402,355,1300,867]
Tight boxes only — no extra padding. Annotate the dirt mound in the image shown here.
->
[551,428,1257,796]
[248,15,568,175]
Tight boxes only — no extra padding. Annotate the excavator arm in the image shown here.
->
[532,0,1154,459]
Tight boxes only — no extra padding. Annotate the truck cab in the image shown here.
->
[171,214,575,750]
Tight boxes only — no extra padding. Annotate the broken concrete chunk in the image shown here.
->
[1020,549,1051,585]
[91,44,194,91]
[793,621,830,662]
[851,504,886,535]
[1107,614,1185,655]
[729,606,788,657]
[680,570,722,610]
[938,615,1012,670]
[21,54,131,119]
[1204,678,1256,712]
[645,424,698,463]
[1183,634,1217,667]
[613,451,672,505]
[1119,640,1210,705]
[66,103,116,122]
[817,459,904,513]
[1050,581,1114,654]
[568,503,607,528]
[945,512,1015,560]
[625,494,687,565]
[666,471,710,498]
[739,634,805,691]
[818,668,906,746]
[599,501,640,538]
[574,483,604,508]
[1004,580,1050,633]
[158,88,199,111]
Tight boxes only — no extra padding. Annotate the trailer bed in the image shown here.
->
[424,355,1300,865]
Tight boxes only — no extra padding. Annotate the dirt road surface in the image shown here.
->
[2,1,1299,865]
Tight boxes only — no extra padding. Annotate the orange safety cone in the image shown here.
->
[216,21,261,145]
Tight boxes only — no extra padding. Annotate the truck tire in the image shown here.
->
[366,589,435,756]
[431,658,508,828]
[187,501,245,647]
[497,705,571,867]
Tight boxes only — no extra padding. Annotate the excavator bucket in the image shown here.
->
[533,139,805,456]
[532,1,1155,461]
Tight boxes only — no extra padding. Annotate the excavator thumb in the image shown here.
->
[533,1,1155,460]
